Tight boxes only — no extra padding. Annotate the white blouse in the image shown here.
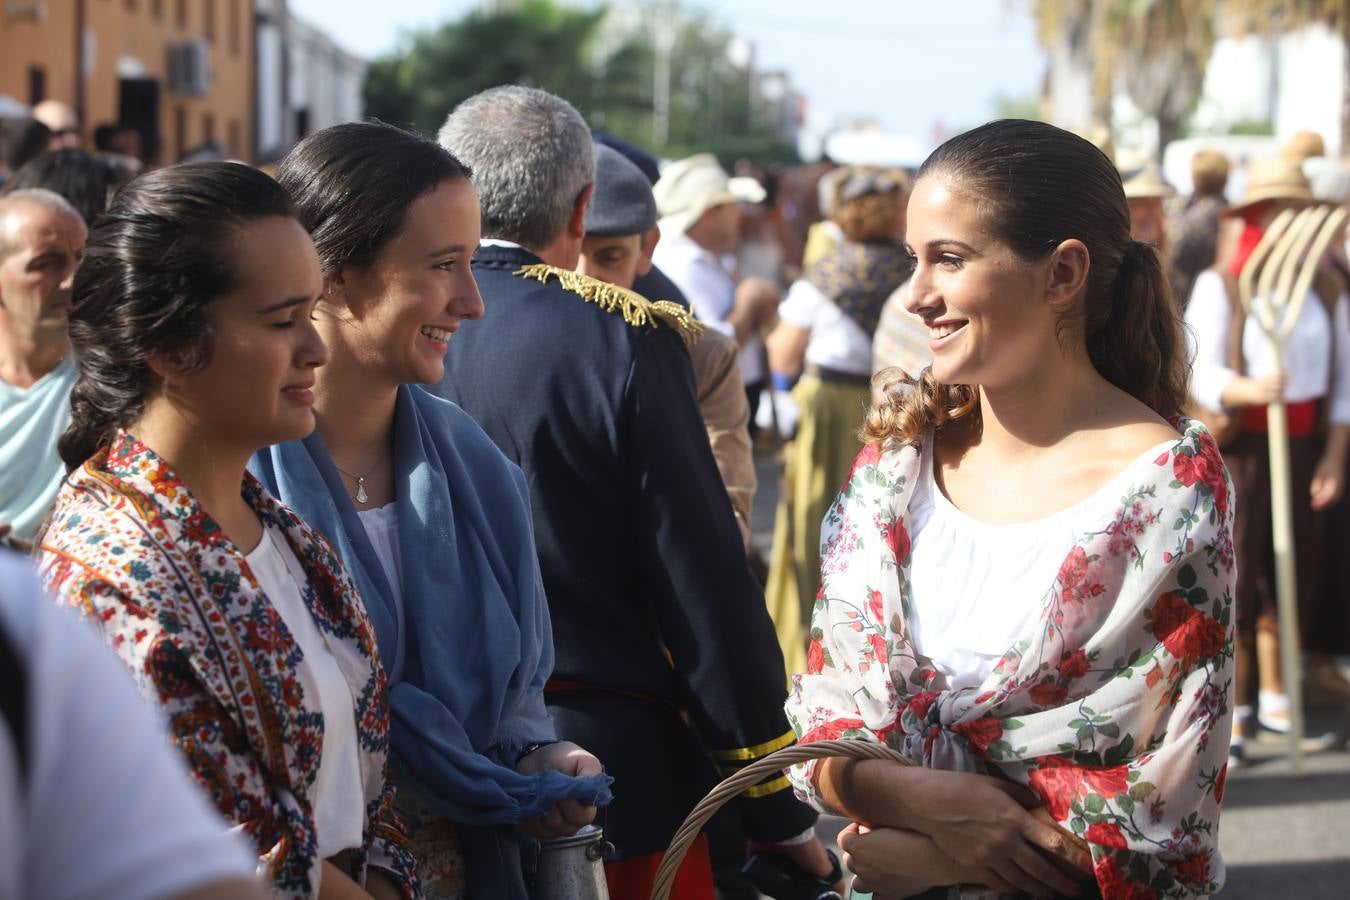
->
[1185,269,1350,424]
[244,529,364,862]
[907,438,1177,689]
[777,279,876,376]
[357,503,403,603]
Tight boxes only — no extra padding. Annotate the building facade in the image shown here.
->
[2,1,364,165]
[255,0,364,163]
[1,0,255,163]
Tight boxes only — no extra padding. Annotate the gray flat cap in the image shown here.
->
[584,143,658,237]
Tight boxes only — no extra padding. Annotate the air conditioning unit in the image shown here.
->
[167,41,211,98]
[3,1,47,23]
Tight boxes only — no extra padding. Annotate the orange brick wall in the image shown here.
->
[0,0,255,163]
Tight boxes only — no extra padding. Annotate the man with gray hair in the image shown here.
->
[0,189,86,545]
[430,86,836,899]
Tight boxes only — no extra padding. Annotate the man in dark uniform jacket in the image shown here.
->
[429,85,833,898]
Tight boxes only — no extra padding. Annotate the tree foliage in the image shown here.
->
[1035,0,1350,153]
[363,0,799,164]
[1033,0,1215,154]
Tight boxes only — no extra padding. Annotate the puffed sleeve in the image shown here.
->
[1185,270,1239,413]
[1329,294,1350,426]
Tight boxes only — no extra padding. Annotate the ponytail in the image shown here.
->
[1089,239,1189,422]
[57,311,156,470]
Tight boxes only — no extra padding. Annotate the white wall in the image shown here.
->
[1274,23,1344,156]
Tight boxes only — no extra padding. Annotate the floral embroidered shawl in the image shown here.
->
[785,420,1236,899]
[37,433,420,899]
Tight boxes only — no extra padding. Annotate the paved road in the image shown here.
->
[748,451,1350,898]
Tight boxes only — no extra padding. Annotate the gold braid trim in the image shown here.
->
[513,264,706,346]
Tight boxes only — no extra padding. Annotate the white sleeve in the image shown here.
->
[777,279,829,329]
[1185,270,1240,412]
[1330,295,1350,425]
[4,557,258,900]
[667,257,735,324]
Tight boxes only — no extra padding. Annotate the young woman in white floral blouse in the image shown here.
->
[786,120,1235,900]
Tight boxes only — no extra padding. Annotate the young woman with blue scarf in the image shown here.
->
[251,122,612,900]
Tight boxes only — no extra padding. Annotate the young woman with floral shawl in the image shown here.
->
[36,164,419,899]
[785,121,1236,900]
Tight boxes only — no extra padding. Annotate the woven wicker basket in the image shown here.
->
[649,740,915,900]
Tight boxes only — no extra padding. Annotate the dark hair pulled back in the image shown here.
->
[59,162,293,469]
[3,149,135,227]
[276,121,471,277]
[863,119,1189,448]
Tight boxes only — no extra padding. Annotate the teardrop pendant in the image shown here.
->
[355,477,369,505]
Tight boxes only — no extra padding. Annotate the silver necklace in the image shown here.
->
[332,451,387,505]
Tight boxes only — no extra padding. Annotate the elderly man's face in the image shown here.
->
[1128,197,1167,246]
[0,203,87,339]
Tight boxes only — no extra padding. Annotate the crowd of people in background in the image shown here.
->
[0,81,1347,900]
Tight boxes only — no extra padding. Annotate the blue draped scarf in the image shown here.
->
[251,385,613,898]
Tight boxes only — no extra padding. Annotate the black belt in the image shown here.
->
[803,362,872,387]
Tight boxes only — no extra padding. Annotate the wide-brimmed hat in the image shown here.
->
[653,153,736,235]
[1121,164,1173,200]
[1224,155,1315,216]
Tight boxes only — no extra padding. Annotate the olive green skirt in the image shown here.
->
[764,373,871,679]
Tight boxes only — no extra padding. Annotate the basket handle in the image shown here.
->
[650,739,915,900]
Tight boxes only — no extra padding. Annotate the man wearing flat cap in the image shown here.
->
[580,143,757,547]
[429,86,834,900]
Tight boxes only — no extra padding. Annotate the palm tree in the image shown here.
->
[1035,0,1217,157]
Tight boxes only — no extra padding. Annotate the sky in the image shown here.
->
[287,0,1047,145]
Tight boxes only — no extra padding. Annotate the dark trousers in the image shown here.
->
[1224,431,1324,705]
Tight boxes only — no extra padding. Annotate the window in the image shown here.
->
[174,105,186,161]
[151,0,162,20]
[27,66,45,106]
[227,119,240,158]
[125,0,137,10]
[204,0,215,42]
[176,0,186,30]
[228,0,240,56]
[202,111,215,146]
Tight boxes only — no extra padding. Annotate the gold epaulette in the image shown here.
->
[513,264,706,346]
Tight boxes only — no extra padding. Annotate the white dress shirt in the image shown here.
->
[1185,269,1350,424]
[654,231,766,386]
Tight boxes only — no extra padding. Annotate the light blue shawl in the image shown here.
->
[251,386,612,898]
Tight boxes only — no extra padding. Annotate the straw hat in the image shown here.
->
[1121,164,1173,200]
[1225,156,1315,215]
[1281,129,1326,162]
[653,153,736,235]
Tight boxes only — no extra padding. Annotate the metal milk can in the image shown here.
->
[526,824,614,900]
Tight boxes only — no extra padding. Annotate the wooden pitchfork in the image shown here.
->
[1236,203,1348,773]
